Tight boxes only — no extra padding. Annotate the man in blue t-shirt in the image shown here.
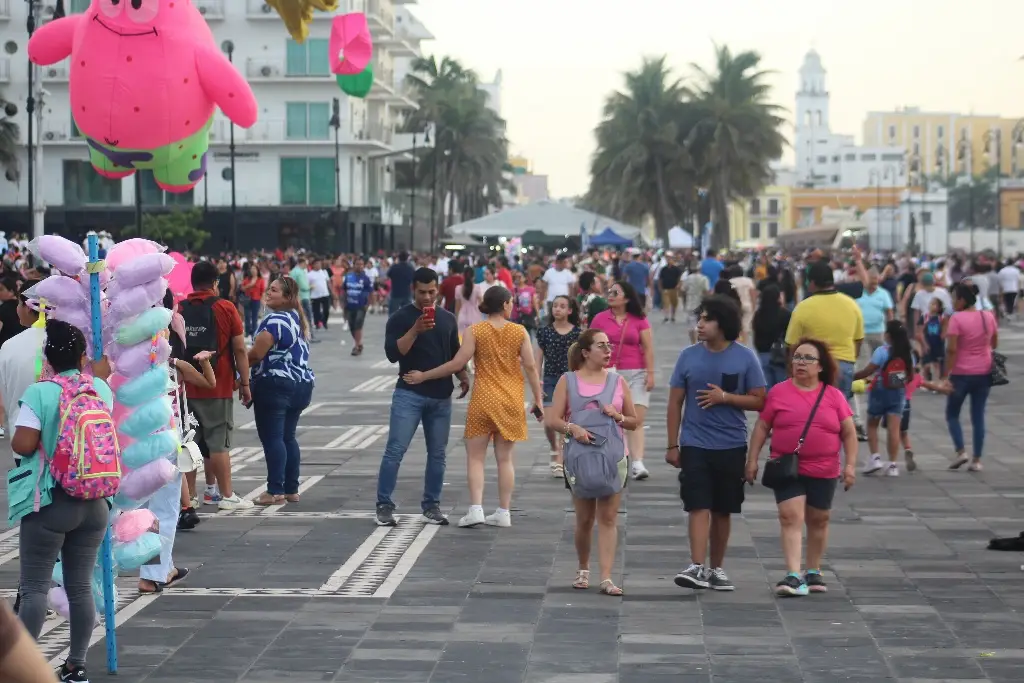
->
[387,252,416,316]
[342,257,373,357]
[701,250,724,288]
[666,294,766,592]
[621,252,651,307]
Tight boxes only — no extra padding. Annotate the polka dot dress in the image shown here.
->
[465,321,529,442]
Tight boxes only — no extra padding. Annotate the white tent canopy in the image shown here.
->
[667,226,694,249]
[447,201,643,241]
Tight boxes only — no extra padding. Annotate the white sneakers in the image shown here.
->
[631,461,650,480]
[218,494,254,510]
[457,507,511,528]
[864,455,899,477]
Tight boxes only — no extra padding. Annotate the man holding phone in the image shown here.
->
[376,268,470,527]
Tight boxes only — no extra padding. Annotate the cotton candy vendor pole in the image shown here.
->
[88,232,119,674]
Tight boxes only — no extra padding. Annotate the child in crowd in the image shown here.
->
[855,320,915,477]
[886,351,949,473]
[919,297,946,381]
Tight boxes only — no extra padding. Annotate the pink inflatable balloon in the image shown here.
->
[105,239,164,272]
[27,2,257,192]
[330,14,374,76]
[167,260,194,303]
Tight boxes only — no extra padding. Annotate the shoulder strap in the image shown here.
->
[794,385,828,454]
[596,372,619,406]
[565,372,588,414]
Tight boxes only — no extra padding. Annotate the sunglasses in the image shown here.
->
[792,354,820,364]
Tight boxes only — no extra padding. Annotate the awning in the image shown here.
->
[588,227,633,247]
[447,201,643,240]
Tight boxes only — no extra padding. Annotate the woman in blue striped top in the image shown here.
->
[247,276,316,505]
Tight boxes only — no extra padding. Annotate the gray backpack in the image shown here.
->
[563,372,627,499]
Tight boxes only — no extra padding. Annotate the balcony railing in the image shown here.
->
[235,119,392,145]
[194,0,225,19]
[0,0,11,21]
[366,0,395,34]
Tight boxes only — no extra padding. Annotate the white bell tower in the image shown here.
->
[795,50,830,184]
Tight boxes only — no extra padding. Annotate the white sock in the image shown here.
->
[495,508,510,516]
[871,453,882,460]
[206,485,219,494]
[468,505,483,515]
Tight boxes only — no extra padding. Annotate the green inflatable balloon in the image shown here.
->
[337,63,373,99]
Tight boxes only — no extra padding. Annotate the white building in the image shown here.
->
[862,188,949,254]
[794,50,908,189]
[0,0,433,251]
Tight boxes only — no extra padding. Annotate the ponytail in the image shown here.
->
[568,342,584,371]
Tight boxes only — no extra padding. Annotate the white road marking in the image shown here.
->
[323,425,389,449]
[320,527,391,592]
[374,523,441,598]
[371,360,397,369]
[351,375,397,392]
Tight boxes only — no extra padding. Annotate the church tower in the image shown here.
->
[795,50,830,184]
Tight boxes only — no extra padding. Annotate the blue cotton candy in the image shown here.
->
[117,366,175,407]
[111,491,144,510]
[115,307,172,346]
[121,430,180,470]
[119,397,172,440]
[112,532,161,570]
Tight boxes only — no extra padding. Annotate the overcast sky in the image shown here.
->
[410,0,1021,198]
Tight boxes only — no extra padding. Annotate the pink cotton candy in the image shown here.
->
[104,239,165,272]
[119,458,176,501]
[47,586,70,619]
[110,253,175,287]
[107,278,169,321]
[112,509,158,544]
[115,337,171,378]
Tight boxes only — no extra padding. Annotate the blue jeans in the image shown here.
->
[253,375,314,495]
[757,352,787,388]
[838,361,855,398]
[245,299,262,338]
[946,374,991,457]
[389,295,412,317]
[300,299,315,338]
[376,388,452,511]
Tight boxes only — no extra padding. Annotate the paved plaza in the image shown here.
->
[3,312,1024,682]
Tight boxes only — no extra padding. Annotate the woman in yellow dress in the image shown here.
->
[404,286,544,528]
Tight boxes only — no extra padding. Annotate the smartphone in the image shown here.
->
[585,432,607,447]
[423,305,436,322]
[531,405,544,420]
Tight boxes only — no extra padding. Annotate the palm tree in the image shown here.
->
[685,46,786,248]
[0,93,20,183]
[404,56,509,230]
[586,57,696,242]
[586,47,786,248]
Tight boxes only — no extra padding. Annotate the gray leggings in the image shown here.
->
[19,489,108,665]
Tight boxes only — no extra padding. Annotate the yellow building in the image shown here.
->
[788,187,903,230]
[863,108,1024,178]
[727,185,793,245]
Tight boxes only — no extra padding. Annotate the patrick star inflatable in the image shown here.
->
[27,0,257,192]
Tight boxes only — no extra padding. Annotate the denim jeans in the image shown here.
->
[946,373,991,457]
[245,299,262,338]
[389,295,412,317]
[253,375,314,495]
[300,299,315,338]
[757,351,787,389]
[376,388,452,511]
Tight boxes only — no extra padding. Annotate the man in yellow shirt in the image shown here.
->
[786,261,864,407]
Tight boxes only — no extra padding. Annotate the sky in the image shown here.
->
[410,0,1022,198]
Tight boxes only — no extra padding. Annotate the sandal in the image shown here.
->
[572,569,590,590]
[284,494,300,503]
[160,567,190,589]
[254,493,285,506]
[599,579,623,596]
[550,462,564,478]
[137,580,162,594]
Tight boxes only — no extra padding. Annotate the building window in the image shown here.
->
[888,125,896,140]
[798,207,814,227]
[832,155,840,162]
[138,170,194,207]
[816,155,827,164]
[861,153,877,161]
[937,125,944,138]
[280,157,336,205]
[70,114,82,139]
[815,111,822,126]
[63,160,122,206]
[768,222,778,238]
[831,175,839,183]
[750,222,761,239]
[750,199,761,214]
[913,125,920,139]
[285,102,330,140]
[768,199,779,215]
[844,153,855,161]
[921,211,931,226]
[285,39,330,77]
[70,0,89,12]
[913,142,920,155]
[882,153,904,161]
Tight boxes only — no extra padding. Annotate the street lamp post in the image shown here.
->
[885,164,897,250]
[984,128,1003,258]
[956,137,974,254]
[25,0,39,237]
[869,168,882,248]
[428,130,439,253]
[330,97,343,250]
[907,153,923,253]
[410,131,417,248]
[221,40,237,249]
[1011,121,1024,178]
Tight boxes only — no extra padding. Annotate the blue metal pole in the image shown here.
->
[87,232,118,674]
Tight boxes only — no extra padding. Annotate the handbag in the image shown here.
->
[761,384,827,490]
[172,366,203,473]
[979,311,1008,387]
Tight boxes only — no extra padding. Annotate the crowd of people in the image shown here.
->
[0,238,1014,680]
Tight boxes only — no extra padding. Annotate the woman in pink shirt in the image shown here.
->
[943,282,998,471]
[589,281,654,481]
[746,338,858,597]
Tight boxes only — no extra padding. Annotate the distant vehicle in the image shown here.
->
[775,209,868,252]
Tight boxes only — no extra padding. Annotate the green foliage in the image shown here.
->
[586,46,787,247]
[122,208,209,250]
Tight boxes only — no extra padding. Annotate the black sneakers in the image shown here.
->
[674,563,709,589]
[177,507,200,531]
[375,503,398,527]
[58,662,89,682]
[421,508,449,525]
[804,571,828,593]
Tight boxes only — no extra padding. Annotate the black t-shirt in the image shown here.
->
[659,265,683,290]
[388,262,416,299]
[536,325,580,378]
[384,304,461,399]
[752,307,791,353]
[0,300,23,349]
[836,281,864,299]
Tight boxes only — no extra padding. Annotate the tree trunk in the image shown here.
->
[711,170,731,250]
[654,162,671,243]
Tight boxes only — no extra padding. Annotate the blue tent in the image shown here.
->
[589,227,633,247]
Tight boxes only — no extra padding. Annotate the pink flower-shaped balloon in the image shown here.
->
[330,13,373,76]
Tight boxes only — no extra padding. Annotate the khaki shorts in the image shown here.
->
[190,398,234,453]
[662,289,679,309]
[618,369,650,407]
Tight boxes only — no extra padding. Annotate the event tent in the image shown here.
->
[588,227,633,247]
[447,201,643,242]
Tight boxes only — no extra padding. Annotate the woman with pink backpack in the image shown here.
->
[9,320,116,683]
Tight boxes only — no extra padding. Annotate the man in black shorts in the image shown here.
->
[666,295,766,591]
[342,257,373,356]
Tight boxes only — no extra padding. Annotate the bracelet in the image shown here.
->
[666,445,679,451]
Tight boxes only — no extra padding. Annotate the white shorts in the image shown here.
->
[617,369,650,407]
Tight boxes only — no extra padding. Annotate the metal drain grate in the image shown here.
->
[36,577,138,659]
[324,518,426,597]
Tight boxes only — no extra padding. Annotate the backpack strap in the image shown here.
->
[595,372,620,408]
[565,372,591,415]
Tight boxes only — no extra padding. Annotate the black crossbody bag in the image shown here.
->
[762,384,827,490]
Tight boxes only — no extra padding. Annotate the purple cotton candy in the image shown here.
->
[114,336,170,377]
[47,586,70,619]
[32,235,86,276]
[52,306,92,334]
[28,275,89,307]
[107,278,168,320]
[110,253,175,288]
[119,458,176,501]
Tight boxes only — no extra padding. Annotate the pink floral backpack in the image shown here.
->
[48,374,122,499]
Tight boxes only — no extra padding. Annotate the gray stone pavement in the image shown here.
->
[3,309,1024,682]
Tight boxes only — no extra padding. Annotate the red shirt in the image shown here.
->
[497,267,514,290]
[439,274,464,312]
[179,292,243,400]
[242,276,265,301]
